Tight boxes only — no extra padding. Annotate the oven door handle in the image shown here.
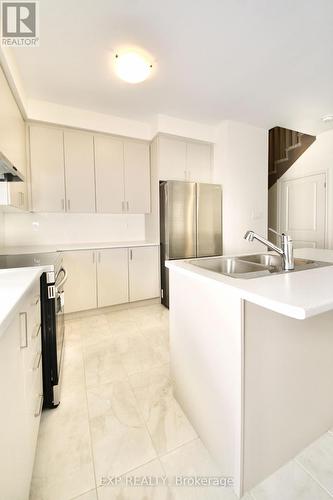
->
[56,267,68,289]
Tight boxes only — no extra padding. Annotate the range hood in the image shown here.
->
[0,151,24,182]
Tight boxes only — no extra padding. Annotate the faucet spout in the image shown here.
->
[243,230,294,270]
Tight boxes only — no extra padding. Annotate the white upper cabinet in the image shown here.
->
[29,124,151,214]
[63,130,95,213]
[29,126,66,212]
[95,135,151,214]
[156,135,212,183]
[97,248,129,307]
[94,135,124,213]
[0,66,26,177]
[186,141,212,183]
[158,136,187,181]
[124,140,150,213]
[0,65,27,211]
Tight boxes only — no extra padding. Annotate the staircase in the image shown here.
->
[268,127,316,188]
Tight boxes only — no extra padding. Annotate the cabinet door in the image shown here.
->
[158,136,187,181]
[0,313,30,500]
[94,135,124,213]
[62,250,97,313]
[0,65,26,178]
[186,141,212,183]
[129,246,160,302]
[64,130,95,213]
[29,126,66,212]
[124,141,150,213]
[97,248,129,307]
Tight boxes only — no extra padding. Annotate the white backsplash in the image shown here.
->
[3,212,146,246]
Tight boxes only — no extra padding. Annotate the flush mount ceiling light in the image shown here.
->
[114,51,153,84]
[322,115,333,123]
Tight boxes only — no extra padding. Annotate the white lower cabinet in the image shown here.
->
[97,248,129,307]
[0,278,42,500]
[62,250,97,313]
[129,246,160,302]
[63,245,160,313]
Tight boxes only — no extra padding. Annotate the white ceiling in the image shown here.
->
[11,0,333,134]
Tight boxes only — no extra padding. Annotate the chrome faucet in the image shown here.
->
[244,228,294,270]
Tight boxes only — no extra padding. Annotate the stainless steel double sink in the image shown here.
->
[189,254,332,279]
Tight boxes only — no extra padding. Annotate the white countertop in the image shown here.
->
[166,248,333,320]
[0,240,159,255]
[0,267,45,337]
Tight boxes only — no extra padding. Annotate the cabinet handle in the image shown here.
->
[34,394,43,417]
[61,199,65,211]
[122,201,125,212]
[127,201,129,212]
[67,199,71,211]
[20,312,28,349]
[98,251,101,263]
[33,351,42,371]
[32,295,40,306]
[32,324,41,339]
[129,249,133,260]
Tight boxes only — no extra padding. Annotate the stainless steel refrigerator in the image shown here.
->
[160,180,222,307]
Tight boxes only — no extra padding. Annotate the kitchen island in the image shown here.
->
[166,249,333,498]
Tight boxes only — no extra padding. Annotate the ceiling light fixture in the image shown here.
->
[322,115,333,123]
[114,51,153,84]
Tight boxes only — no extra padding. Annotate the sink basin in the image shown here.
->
[191,257,269,276]
[240,254,316,271]
[240,253,284,267]
[189,254,332,279]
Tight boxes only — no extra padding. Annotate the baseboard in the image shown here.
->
[64,297,161,321]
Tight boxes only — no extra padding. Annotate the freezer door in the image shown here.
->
[197,183,222,257]
[163,181,197,260]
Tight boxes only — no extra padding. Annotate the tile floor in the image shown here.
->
[29,304,333,500]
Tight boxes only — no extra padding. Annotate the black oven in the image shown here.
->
[40,261,67,408]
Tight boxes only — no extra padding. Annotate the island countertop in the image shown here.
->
[166,248,333,320]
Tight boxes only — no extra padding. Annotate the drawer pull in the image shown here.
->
[32,295,40,306]
[19,312,28,349]
[33,351,42,371]
[34,394,43,417]
[32,324,41,339]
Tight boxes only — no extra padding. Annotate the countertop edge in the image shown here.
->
[0,267,48,338]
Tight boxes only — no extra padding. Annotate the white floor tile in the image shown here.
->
[296,432,333,495]
[84,341,127,388]
[30,410,95,500]
[87,379,157,482]
[72,489,98,500]
[251,460,332,500]
[97,459,172,500]
[129,364,197,455]
[160,438,236,500]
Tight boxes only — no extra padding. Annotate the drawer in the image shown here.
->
[28,293,41,340]
[27,359,43,465]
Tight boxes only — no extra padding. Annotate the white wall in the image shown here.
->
[213,121,268,255]
[278,129,333,248]
[3,213,145,246]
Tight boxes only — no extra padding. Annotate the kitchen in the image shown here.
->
[1,1,333,500]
